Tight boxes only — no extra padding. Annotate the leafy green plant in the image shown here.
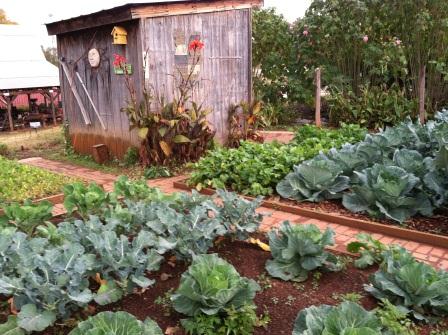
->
[347,233,391,269]
[63,182,110,219]
[365,248,448,322]
[172,254,260,317]
[144,165,172,179]
[276,159,350,202]
[0,156,75,203]
[227,101,264,148]
[376,298,417,335]
[0,200,53,235]
[123,146,139,166]
[0,143,8,156]
[182,304,265,335]
[68,311,163,335]
[293,301,384,335]
[265,222,341,282]
[342,164,434,223]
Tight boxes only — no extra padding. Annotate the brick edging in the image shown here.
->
[174,180,448,249]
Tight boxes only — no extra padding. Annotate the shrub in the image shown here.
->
[0,143,8,156]
[123,146,139,166]
[265,222,341,282]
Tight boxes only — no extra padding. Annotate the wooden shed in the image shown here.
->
[46,0,263,158]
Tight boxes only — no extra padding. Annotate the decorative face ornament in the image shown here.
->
[88,48,101,68]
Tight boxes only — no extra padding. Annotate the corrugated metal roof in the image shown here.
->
[0,24,59,91]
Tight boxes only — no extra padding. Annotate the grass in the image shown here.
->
[0,126,63,151]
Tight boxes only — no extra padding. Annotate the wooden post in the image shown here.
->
[4,95,15,131]
[418,65,426,124]
[27,93,32,112]
[315,68,322,127]
[49,93,57,126]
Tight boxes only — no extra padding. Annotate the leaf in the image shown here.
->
[94,281,124,305]
[0,316,26,335]
[159,141,172,157]
[173,135,191,143]
[139,127,149,139]
[17,304,56,332]
[158,127,168,138]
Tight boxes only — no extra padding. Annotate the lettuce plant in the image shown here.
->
[276,159,350,202]
[365,248,448,322]
[265,222,341,282]
[68,311,163,335]
[293,302,384,335]
[63,182,110,219]
[343,164,433,223]
[172,254,260,316]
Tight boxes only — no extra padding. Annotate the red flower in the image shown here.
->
[188,39,205,52]
[113,54,127,67]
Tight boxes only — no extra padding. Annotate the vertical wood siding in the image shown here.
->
[58,9,251,158]
[142,8,251,141]
[57,21,143,158]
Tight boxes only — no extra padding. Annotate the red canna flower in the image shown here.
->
[188,39,205,52]
[113,54,127,67]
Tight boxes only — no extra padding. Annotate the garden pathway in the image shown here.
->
[19,157,448,271]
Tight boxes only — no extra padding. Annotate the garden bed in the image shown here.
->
[35,238,444,335]
[174,179,448,249]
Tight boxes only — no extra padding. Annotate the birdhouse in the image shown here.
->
[111,26,127,45]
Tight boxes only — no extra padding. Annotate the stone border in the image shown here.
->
[174,180,448,249]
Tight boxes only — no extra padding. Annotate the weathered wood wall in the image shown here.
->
[142,9,252,141]
[57,20,143,158]
[58,8,251,158]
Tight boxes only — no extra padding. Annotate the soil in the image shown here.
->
[5,237,442,335]
[273,196,448,237]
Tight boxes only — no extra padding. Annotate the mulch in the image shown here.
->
[15,237,444,335]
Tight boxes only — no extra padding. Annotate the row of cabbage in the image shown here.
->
[0,177,264,333]
[277,110,448,223]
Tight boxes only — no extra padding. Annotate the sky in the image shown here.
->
[1,0,312,47]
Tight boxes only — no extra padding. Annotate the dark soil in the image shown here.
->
[273,196,448,237]
[7,238,442,335]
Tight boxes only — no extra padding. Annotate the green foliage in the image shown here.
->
[366,248,448,322]
[276,159,350,202]
[144,165,172,179]
[265,222,341,282]
[343,164,433,223]
[63,182,110,219]
[293,302,384,335]
[252,8,312,109]
[68,311,163,335]
[0,200,53,235]
[0,143,8,156]
[0,315,25,335]
[375,299,417,335]
[278,110,448,223]
[328,85,417,129]
[172,254,260,317]
[182,304,264,335]
[189,124,365,196]
[347,234,390,269]
[123,146,139,166]
[0,156,74,203]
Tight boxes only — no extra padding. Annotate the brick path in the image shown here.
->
[19,157,448,270]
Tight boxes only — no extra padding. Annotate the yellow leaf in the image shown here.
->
[248,238,270,252]
[173,135,191,143]
[138,127,149,139]
[160,141,172,157]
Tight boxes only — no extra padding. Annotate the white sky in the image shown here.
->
[1,0,312,47]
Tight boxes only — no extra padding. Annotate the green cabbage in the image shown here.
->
[265,222,341,282]
[172,254,260,316]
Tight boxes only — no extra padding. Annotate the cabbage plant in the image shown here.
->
[171,253,260,316]
[265,222,341,282]
[276,159,350,202]
[365,248,448,322]
[68,311,163,335]
[293,302,384,335]
[343,164,433,223]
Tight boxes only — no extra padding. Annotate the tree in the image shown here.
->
[0,9,17,25]
[41,46,59,66]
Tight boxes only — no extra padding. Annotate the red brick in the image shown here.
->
[415,245,433,254]
[431,248,447,258]
[403,241,419,251]
[413,252,428,261]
